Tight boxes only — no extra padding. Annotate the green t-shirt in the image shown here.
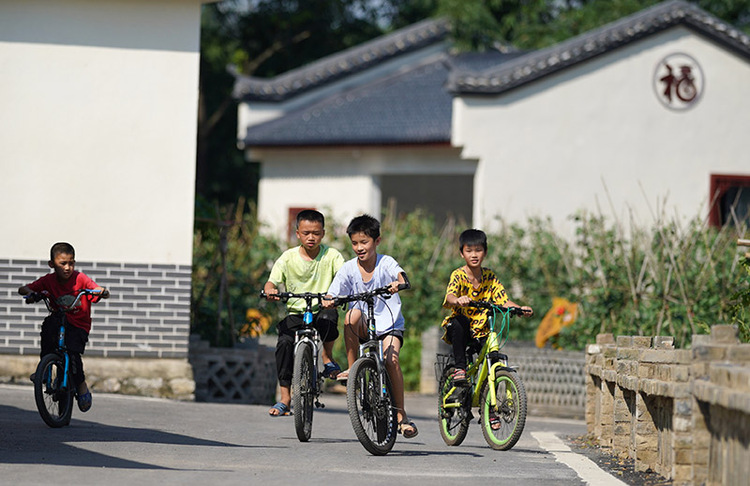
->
[268,244,344,313]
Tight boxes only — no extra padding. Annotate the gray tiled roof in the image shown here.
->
[448,0,750,95]
[238,0,750,147]
[240,51,521,147]
[233,18,451,102]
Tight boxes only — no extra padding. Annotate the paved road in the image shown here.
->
[0,384,624,485]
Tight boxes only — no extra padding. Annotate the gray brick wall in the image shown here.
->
[0,258,191,359]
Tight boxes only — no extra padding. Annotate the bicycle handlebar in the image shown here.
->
[330,272,411,307]
[467,301,530,316]
[24,288,107,312]
[259,290,327,303]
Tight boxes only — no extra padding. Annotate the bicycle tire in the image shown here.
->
[438,366,470,446]
[346,357,397,455]
[292,342,315,442]
[34,353,74,428]
[480,369,527,450]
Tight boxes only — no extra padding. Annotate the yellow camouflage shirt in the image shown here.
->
[441,267,508,341]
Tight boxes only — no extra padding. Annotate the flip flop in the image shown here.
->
[336,369,349,381]
[268,401,291,416]
[322,361,341,379]
[398,420,418,439]
[77,391,92,412]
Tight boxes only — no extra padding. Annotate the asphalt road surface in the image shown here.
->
[0,384,627,485]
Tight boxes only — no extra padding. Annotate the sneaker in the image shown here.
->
[77,391,92,412]
[452,369,467,383]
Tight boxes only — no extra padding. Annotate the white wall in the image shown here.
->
[254,146,472,238]
[454,27,750,232]
[0,0,203,264]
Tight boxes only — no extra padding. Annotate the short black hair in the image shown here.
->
[50,242,75,261]
[459,229,487,252]
[296,209,325,229]
[346,214,380,239]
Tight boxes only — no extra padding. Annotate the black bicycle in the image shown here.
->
[331,274,410,455]
[260,290,329,442]
[24,288,105,428]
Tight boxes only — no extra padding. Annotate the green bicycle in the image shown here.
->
[436,301,528,450]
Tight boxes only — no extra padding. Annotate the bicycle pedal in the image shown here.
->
[315,401,325,409]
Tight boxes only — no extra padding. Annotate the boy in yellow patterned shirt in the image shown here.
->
[441,229,533,383]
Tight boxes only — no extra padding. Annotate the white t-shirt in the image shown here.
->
[326,254,405,335]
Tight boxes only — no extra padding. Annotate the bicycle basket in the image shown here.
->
[434,353,454,382]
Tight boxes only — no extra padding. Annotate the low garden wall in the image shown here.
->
[586,325,750,485]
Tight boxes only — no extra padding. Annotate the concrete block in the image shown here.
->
[617,348,641,360]
[638,363,655,379]
[727,344,750,362]
[710,324,738,344]
[616,336,633,347]
[693,345,727,362]
[597,333,615,345]
[632,336,652,348]
[653,336,674,349]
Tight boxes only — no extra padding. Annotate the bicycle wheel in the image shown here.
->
[346,357,397,455]
[480,369,527,450]
[292,342,315,442]
[438,366,470,446]
[34,353,74,428]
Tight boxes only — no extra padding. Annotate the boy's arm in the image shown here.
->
[18,285,32,296]
[263,281,280,301]
[445,293,472,307]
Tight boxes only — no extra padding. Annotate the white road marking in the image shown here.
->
[532,431,628,486]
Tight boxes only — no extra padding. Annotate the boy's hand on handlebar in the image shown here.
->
[388,281,401,294]
[263,288,280,301]
[519,306,533,317]
[321,295,335,308]
[456,295,472,307]
[24,292,43,304]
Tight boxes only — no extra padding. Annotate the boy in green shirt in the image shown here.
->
[263,210,345,416]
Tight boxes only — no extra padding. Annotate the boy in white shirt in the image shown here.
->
[324,214,417,438]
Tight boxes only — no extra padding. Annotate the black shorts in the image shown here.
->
[359,329,403,347]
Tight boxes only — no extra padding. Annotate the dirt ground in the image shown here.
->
[566,435,673,486]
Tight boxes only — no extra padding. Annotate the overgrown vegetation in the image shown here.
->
[192,199,748,388]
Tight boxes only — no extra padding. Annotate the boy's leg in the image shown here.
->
[446,316,470,370]
[313,308,339,366]
[66,326,92,412]
[271,315,299,415]
[382,333,417,438]
[343,309,365,370]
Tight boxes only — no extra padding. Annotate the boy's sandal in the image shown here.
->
[452,369,467,383]
[398,420,419,439]
[322,361,341,379]
[77,391,92,413]
[268,401,291,417]
[489,414,501,430]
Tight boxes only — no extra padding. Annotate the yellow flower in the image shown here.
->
[239,308,271,338]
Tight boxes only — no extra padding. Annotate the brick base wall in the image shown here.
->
[0,258,191,359]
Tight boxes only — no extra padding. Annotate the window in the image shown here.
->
[380,174,473,225]
[287,207,314,243]
[709,174,750,227]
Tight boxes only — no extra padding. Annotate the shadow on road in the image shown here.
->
[0,404,259,471]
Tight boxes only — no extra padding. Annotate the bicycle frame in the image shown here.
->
[293,299,322,393]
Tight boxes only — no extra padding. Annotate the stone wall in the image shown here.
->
[586,325,750,485]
